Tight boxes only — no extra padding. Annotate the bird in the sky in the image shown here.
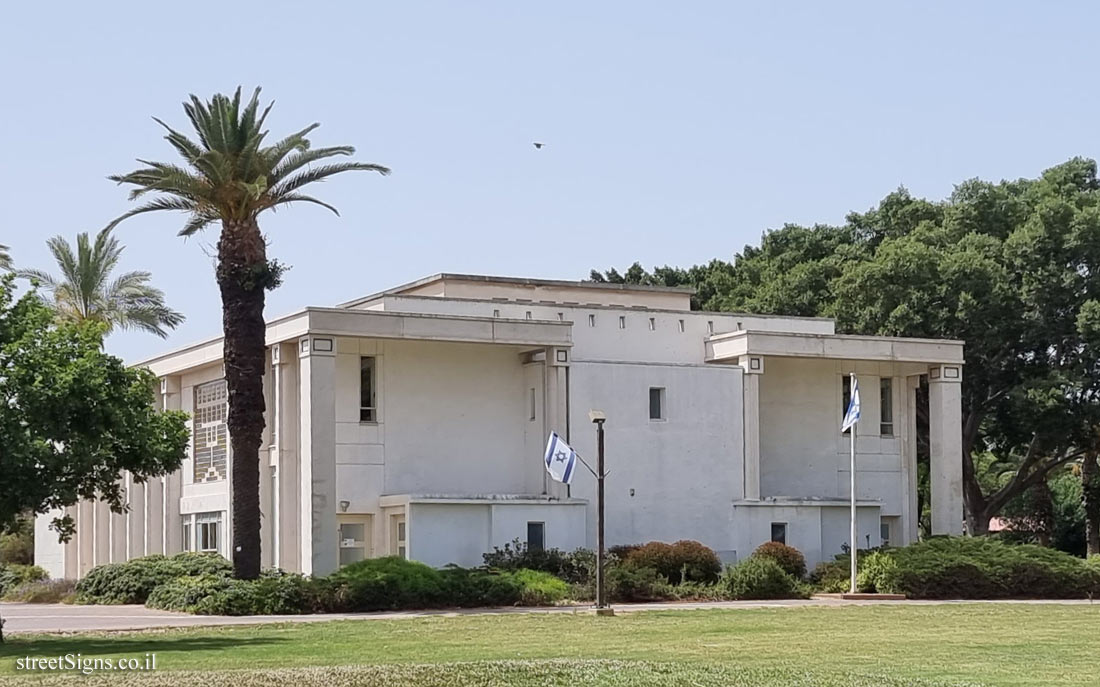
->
[533,142,545,149]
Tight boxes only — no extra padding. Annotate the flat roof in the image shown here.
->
[337,272,696,309]
[706,329,964,365]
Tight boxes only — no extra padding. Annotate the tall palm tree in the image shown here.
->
[106,87,389,579]
[18,229,183,338]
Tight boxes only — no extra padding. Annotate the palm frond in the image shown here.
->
[109,87,388,233]
[272,162,391,197]
[0,244,12,271]
[266,192,342,216]
[105,196,197,232]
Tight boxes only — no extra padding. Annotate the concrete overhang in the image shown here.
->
[706,330,964,365]
[139,308,572,377]
[380,494,587,507]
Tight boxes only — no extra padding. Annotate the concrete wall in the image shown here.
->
[566,361,743,557]
[758,358,910,517]
[731,503,882,567]
[408,501,587,568]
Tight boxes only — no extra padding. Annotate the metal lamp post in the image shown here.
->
[588,410,613,615]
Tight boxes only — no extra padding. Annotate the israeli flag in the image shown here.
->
[841,376,861,432]
[544,431,578,485]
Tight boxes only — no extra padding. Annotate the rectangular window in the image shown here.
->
[588,314,596,327]
[181,519,192,552]
[193,380,228,483]
[392,515,407,559]
[360,356,377,422]
[338,519,369,567]
[841,375,852,434]
[771,522,787,545]
[649,387,665,420]
[707,320,714,335]
[618,315,626,329]
[527,522,545,552]
[678,319,685,332]
[196,511,221,553]
[493,309,500,318]
[557,312,565,321]
[528,387,537,421]
[525,311,532,320]
[880,377,894,436]
[880,519,892,547]
[648,317,656,331]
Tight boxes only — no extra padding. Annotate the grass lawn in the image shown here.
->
[1,604,1098,686]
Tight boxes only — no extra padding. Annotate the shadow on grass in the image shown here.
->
[0,633,288,659]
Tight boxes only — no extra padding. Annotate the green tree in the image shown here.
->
[594,158,1100,536]
[17,229,183,338]
[0,275,189,640]
[105,87,389,579]
[0,244,11,272]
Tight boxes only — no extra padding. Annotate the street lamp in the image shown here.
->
[589,410,612,615]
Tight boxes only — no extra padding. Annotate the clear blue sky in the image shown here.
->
[2,2,1096,362]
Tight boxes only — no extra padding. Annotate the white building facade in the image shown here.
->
[35,274,965,579]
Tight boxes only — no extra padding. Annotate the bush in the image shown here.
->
[855,551,900,594]
[751,542,807,580]
[438,566,523,607]
[508,569,569,606]
[2,578,77,603]
[145,574,232,612]
[482,540,588,583]
[623,540,722,583]
[854,537,1100,599]
[0,518,34,564]
[78,552,231,605]
[723,557,810,600]
[606,565,679,602]
[0,563,47,597]
[809,559,850,593]
[325,556,446,611]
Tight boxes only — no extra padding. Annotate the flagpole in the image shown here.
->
[849,372,858,595]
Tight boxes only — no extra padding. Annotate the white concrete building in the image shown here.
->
[35,273,965,579]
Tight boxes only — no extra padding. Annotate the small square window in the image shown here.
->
[493,309,500,318]
[649,387,666,420]
[707,321,714,335]
[527,522,545,552]
[770,522,787,545]
[678,319,685,333]
[619,315,626,329]
[648,317,656,331]
[588,314,596,327]
[557,312,565,321]
[525,311,533,320]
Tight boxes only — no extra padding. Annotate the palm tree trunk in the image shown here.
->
[216,218,268,580]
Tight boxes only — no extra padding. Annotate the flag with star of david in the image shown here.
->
[544,431,577,485]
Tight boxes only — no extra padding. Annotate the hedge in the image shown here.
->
[722,557,810,600]
[0,563,47,597]
[623,540,723,583]
[751,542,807,580]
[76,552,232,604]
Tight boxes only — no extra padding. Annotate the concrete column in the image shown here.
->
[276,343,300,571]
[145,473,163,555]
[904,374,920,544]
[544,347,570,499]
[127,474,146,558]
[928,364,964,536]
[298,336,337,576]
[739,355,764,500]
[162,375,183,553]
[76,500,94,577]
[259,353,274,568]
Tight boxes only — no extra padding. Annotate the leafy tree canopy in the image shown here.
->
[592,158,1100,532]
[0,275,189,540]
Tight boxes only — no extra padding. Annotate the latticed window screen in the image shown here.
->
[193,380,228,483]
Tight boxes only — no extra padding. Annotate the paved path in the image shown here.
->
[2,598,1095,635]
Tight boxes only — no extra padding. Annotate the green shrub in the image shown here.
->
[0,563,47,597]
[145,574,233,612]
[623,540,722,583]
[324,556,445,611]
[77,552,231,605]
[508,569,569,605]
[482,540,588,583]
[809,559,850,593]
[855,551,900,594]
[1,578,76,603]
[0,518,34,564]
[723,557,810,600]
[751,542,807,580]
[605,565,678,602]
[438,566,522,607]
[876,537,1097,599]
